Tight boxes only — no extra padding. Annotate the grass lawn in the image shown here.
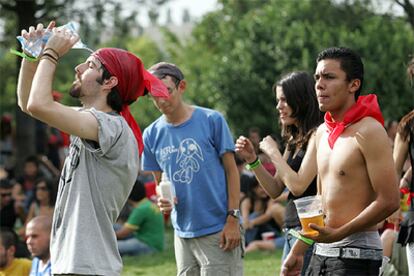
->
[122,226,282,275]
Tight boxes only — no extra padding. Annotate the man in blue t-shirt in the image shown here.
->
[142,62,244,275]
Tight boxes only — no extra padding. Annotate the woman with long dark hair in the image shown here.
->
[18,177,56,239]
[25,177,56,222]
[393,57,414,274]
[236,71,323,274]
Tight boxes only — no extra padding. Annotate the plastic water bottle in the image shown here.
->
[157,173,175,204]
[16,21,92,58]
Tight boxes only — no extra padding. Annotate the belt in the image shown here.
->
[314,244,382,260]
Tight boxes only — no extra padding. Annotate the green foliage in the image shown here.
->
[165,0,414,137]
[1,0,414,138]
[0,48,17,114]
[126,36,164,68]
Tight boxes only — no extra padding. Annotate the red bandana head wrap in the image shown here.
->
[92,48,169,155]
[324,94,384,149]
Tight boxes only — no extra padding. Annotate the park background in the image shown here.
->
[1,0,414,274]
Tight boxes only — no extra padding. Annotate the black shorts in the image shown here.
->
[305,254,381,276]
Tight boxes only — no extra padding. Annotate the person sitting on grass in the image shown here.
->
[115,180,165,256]
[241,178,285,246]
[245,233,285,253]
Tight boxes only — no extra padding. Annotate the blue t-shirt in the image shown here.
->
[142,106,235,238]
[30,257,51,276]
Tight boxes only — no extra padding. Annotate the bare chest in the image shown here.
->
[317,130,366,179]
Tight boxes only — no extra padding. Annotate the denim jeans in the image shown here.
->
[114,223,155,256]
[117,237,155,256]
[242,212,260,244]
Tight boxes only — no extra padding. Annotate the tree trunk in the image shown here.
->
[14,0,38,176]
[395,0,414,36]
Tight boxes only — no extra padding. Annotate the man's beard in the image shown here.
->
[69,83,81,98]
[70,76,103,99]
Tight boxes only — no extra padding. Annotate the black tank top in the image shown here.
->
[283,148,317,228]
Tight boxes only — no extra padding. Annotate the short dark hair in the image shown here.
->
[0,228,17,249]
[128,179,147,202]
[274,71,323,151]
[316,47,364,100]
[148,62,184,87]
[97,65,123,113]
[0,178,12,189]
[25,155,39,167]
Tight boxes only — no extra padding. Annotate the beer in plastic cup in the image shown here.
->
[294,195,324,237]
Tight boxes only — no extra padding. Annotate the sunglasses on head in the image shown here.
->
[0,192,12,197]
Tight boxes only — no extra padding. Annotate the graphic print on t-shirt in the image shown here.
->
[54,137,81,231]
[172,138,204,184]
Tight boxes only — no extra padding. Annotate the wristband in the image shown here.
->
[288,229,314,246]
[10,49,38,62]
[43,47,60,59]
[245,157,261,170]
[41,53,58,65]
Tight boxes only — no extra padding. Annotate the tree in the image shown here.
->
[0,0,74,174]
[0,0,171,174]
[166,8,173,25]
[182,8,191,23]
[394,0,414,34]
[165,0,414,137]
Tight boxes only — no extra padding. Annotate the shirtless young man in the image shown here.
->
[239,47,399,275]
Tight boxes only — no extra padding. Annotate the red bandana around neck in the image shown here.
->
[324,94,384,149]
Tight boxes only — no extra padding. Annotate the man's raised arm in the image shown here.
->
[17,22,55,113]
[17,59,38,113]
[20,23,99,142]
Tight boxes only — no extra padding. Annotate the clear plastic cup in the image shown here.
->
[294,195,324,237]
